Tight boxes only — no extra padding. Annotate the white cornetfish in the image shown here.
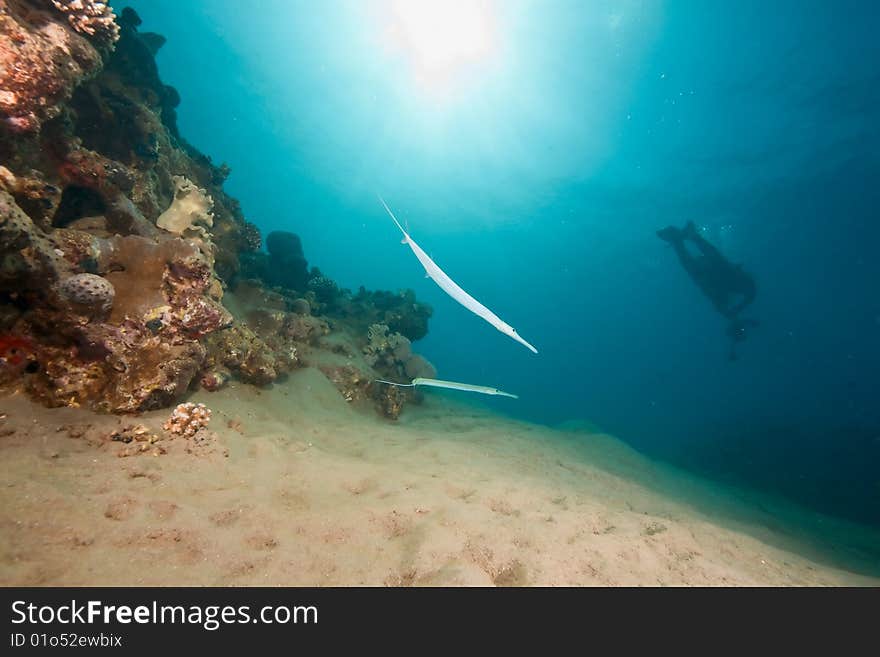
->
[378,196,538,354]
[375,377,519,399]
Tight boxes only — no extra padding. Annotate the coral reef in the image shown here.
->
[57,272,114,314]
[241,221,261,251]
[163,401,211,437]
[0,187,67,286]
[363,323,436,383]
[49,0,120,45]
[199,278,334,387]
[303,286,432,342]
[202,323,281,386]
[373,383,408,421]
[305,267,340,310]
[0,4,434,420]
[319,364,370,404]
[0,1,108,133]
[0,207,233,412]
[352,323,435,420]
[355,288,432,342]
[0,7,238,412]
[241,237,432,342]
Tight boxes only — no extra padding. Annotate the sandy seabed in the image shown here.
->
[1,368,878,586]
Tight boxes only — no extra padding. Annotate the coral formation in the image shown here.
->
[0,7,239,412]
[263,230,309,292]
[0,1,107,133]
[0,188,67,286]
[202,323,281,386]
[290,297,310,316]
[404,353,437,379]
[363,323,436,383]
[199,278,336,387]
[57,272,114,313]
[319,364,370,404]
[49,0,120,45]
[305,268,339,308]
[156,175,213,236]
[241,221,261,252]
[311,287,432,342]
[163,401,211,437]
[360,288,432,341]
[199,366,230,392]
[373,383,408,421]
[0,4,434,420]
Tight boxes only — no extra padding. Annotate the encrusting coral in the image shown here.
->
[0,1,106,133]
[202,322,283,386]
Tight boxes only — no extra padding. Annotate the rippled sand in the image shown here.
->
[1,368,878,586]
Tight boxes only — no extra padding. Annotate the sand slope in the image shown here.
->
[1,368,878,586]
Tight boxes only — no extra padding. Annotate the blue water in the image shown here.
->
[127,1,880,527]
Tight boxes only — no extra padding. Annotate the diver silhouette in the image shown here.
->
[657,221,758,360]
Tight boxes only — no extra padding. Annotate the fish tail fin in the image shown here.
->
[377,195,408,238]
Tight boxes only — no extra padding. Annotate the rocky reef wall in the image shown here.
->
[0,2,432,419]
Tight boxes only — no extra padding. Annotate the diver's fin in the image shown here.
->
[656,226,681,242]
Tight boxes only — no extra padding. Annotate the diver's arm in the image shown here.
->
[689,235,727,266]
[727,281,756,316]
[668,240,703,282]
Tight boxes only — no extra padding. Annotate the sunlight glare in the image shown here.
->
[384,0,498,92]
